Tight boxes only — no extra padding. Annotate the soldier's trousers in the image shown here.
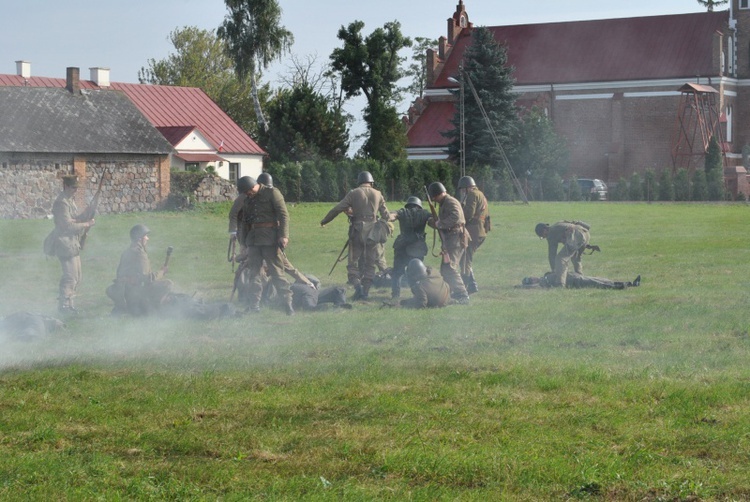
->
[247,245,291,309]
[58,255,81,307]
[440,232,468,299]
[346,233,378,287]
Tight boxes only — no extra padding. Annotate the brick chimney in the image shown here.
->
[90,67,110,87]
[15,60,31,79]
[66,67,81,94]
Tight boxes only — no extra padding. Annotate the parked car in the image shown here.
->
[569,178,608,200]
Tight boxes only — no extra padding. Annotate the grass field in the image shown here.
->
[2,201,750,500]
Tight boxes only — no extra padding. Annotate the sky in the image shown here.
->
[0,0,708,151]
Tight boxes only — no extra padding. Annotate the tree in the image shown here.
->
[657,169,675,201]
[260,84,349,163]
[696,0,728,11]
[402,37,438,100]
[330,20,412,163]
[445,26,518,172]
[704,136,723,172]
[138,26,261,136]
[218,0,294,133]
[673,168,690,201]
[508,106,568,200]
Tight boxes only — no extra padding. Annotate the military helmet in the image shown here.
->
[257,172,273,188]
[405,196,422,208]
[130,224,150,241]
[237,176,257,194]
[427,182,447,198]
[62,175,80,189]
[535,223,549,238]
[458,176,476,189]
[357,171,374,185]
[407,258,428,282]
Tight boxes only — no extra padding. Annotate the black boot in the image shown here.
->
[632,275,641,287]
[465,272,478,295]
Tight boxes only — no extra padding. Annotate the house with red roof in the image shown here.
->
[406,0,750,194]
[0,63,265,183]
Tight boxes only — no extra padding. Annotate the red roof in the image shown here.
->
[0,75,265,155]
[435,12,728,88]
[407,101,455,148]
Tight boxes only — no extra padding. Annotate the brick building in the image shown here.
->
[405,0,750,196]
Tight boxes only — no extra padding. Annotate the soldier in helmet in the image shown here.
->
[49,175,96,313]
[457,176,489,294]
[535,221,591,287]
[232,172,314,289]
[388,196,431,299]
[426,181,470,304]
[237,176,295,315]
[320,171,389,301]
[518,271,640,290]
[106,224,173,316]
[399,258,452,308]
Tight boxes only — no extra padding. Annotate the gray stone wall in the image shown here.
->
[0,154,168,219]
[192,175,238,204]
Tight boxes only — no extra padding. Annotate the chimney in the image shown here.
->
[15,60,31,79]
[90,66,110,87]
[66,67,81,94]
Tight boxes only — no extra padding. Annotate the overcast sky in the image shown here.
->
[1,0,707,151]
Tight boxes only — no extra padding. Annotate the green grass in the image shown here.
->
[2,201,750,500]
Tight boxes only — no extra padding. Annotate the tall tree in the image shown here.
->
[218,0,293,133]
[138,26,262,136]
[696,0,728,11]
[402,37,438,100]
[445,26,519,172]
[330,20,412,162]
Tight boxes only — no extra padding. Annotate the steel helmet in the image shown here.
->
[535,223,549,238]
[427,182,447,199]
[458,176,476,189]
[357,171,374,185]
[405,196,422,208]
[130,224,150,241]
[237,176,257,194]
[407,258,428,282]
[257,172,273,188]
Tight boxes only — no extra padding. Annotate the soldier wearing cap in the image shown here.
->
[535,221,590,287]
[426,181,470,304]
[237,176,295,315]
[399,258,451,308]
[320,171,389,301]
[388,196,431,299]
[457,176,489,294]
[106,224,173,316]
[50,175,95,313]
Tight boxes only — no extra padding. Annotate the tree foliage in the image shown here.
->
[445,26,518,172]
[696,0,728,11]
[218,0,293,132]
[402,37,438,100]
[138,26,262,136]
[330,20,411,162]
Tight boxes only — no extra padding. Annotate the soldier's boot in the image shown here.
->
[58,297,78,315]
[613,282,626,290]
[465,272,478,295]
[391,277,401,300]
[360,283,371,301]
[284,299,295,316]
[632,275,641,287]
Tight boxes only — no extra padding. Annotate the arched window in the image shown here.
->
[726,105,733,143]
[728,37,735,76]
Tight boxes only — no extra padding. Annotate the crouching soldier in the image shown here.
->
[106,224,173,316]
[399,258,451,309]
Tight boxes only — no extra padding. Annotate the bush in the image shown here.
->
[691,169,707,201]
[674,168,690,201]
[657,169,675,201]
[643,169,657,202]
[628,173,644,201]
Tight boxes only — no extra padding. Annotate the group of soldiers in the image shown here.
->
[42,169,641,320]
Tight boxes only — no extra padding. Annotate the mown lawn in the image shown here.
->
[1,201,750,500]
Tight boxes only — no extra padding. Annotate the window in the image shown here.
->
[185,162,199,172]
[728,37,735,76]
[741,0,749,9]
[726,105,733,143]
[229,163,240,183]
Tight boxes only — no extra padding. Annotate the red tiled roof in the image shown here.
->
[407,101,455,148]
[434,12,728,88]
[0,75,265,155]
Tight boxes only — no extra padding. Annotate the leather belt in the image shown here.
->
[251,221,278,229]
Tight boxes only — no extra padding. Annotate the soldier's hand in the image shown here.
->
[278,237,289,249]
[87,219,96,228]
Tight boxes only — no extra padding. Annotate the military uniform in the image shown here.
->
[240,185,293,313]
[400,266,451,308]
[460,186,489,293]
[106,240,173,316]
[390,204,431,298]
[520,272,640,290]
[321,184,389,298]
[51,186,90,311]
[544,221,590,287]
[429,193,469,300]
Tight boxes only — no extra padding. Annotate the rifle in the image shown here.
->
[163,246,174,273]
[423,186,448,263]
[328,239,349,276]
[227,234,237,271]
[79,168,108,250]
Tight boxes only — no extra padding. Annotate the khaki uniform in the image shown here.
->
[240,185,292,310]
[321,185,389,291]
[106,241,173,315]
[545,221,590,287]
[430,193,469,300]
[460,187,489,293]
[51,192,88,309]
[401,266,451,308]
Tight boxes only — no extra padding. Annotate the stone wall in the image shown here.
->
[0,153,170,219]
[192,175,237,203]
